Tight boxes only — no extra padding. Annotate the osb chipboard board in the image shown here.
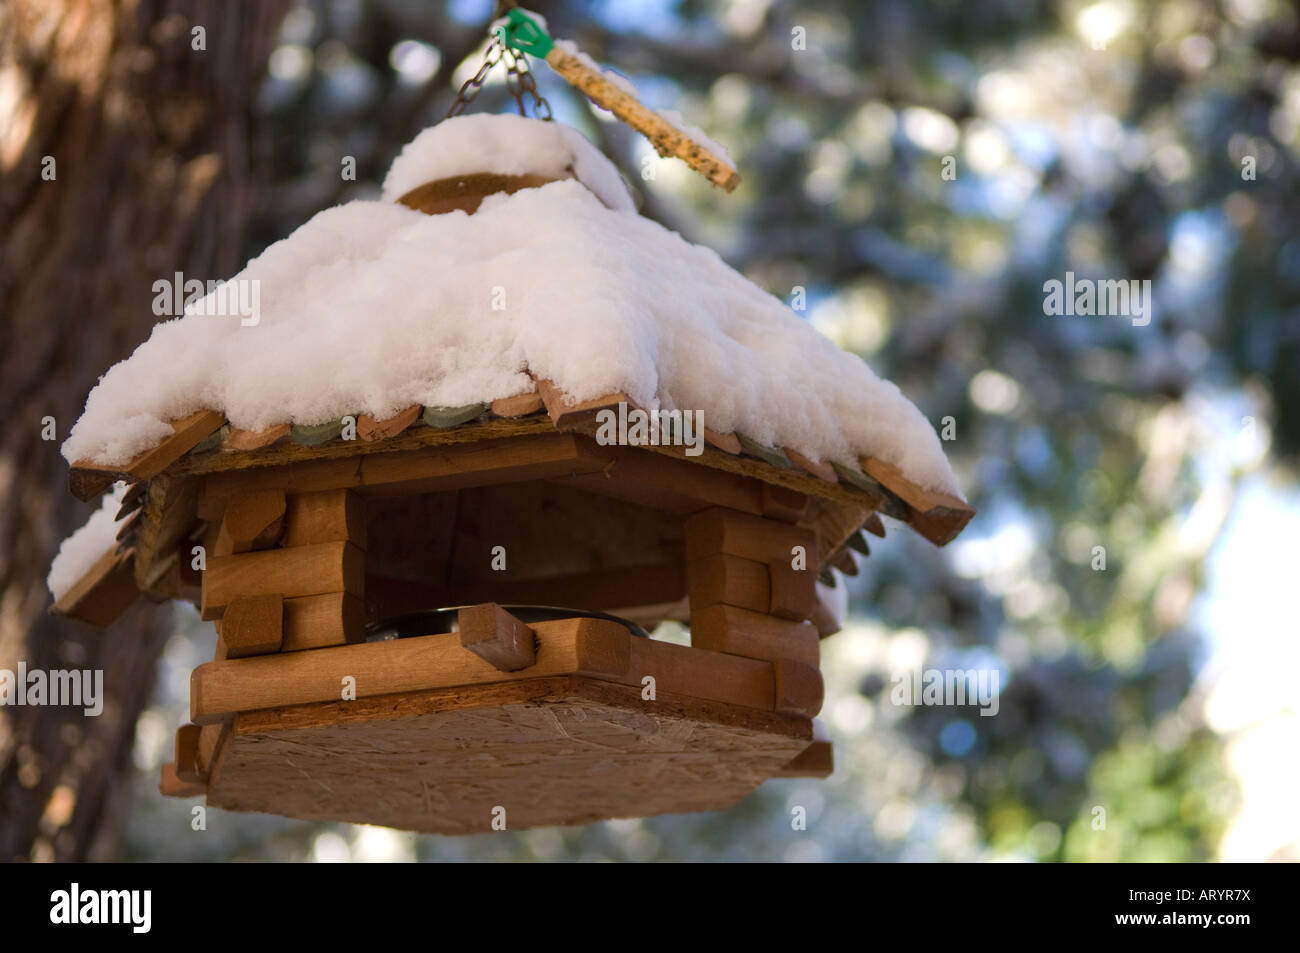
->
[205,676,814,834]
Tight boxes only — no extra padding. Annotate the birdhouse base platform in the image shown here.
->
[163,618,831,834]
[197,676,815,834]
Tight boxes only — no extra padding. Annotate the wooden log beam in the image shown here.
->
[766,558,816,621]
[282,592,367,652]
[214,488,285,555]
[220,594,284,658]
[200,541,363,620]
[689,604,820,667]
[189,617,782,723]
[772,659,824,717]
[197,456,363,521]
[686,508,817,624]
[282,489,365,549]
[687,554,770,616]
[684,506,817,566]
[627,636,774,711]
[190,617,627,723]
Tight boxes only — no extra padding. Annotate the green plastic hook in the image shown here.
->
[494,8,555,58]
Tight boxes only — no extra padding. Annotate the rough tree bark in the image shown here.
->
[0,0,284,861]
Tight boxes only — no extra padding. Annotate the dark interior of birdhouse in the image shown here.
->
[361,479,687,634]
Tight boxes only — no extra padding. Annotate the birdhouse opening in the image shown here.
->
[363,480,687,633]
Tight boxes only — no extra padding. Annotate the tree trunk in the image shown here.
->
[0,0,284,861]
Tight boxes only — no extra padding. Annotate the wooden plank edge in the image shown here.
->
[490,390,545,418]
[357,405,421,442]
[534,376,634,429]
[68,409,225,500]
[49,548,140,628]
[860,456,975,547]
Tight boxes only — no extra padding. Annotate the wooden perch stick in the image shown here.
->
[543,46,741,192]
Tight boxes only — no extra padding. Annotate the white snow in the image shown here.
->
[381,113,634,213]
[48,483,129,601]
[61,115,961,498]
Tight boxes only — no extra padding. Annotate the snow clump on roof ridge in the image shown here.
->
[381,113,635,214]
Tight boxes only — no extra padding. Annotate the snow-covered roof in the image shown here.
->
[61,114,961,501]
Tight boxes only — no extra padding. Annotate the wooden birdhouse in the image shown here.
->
[48,115,973,835]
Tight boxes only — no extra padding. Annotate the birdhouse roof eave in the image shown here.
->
[50,381,973,627]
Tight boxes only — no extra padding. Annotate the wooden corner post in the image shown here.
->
[200,486,367,658]
[684,506,824,716]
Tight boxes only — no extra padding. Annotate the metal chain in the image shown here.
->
[444,35,553,121]
[445,39,504,118]
[503,47,552,120]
